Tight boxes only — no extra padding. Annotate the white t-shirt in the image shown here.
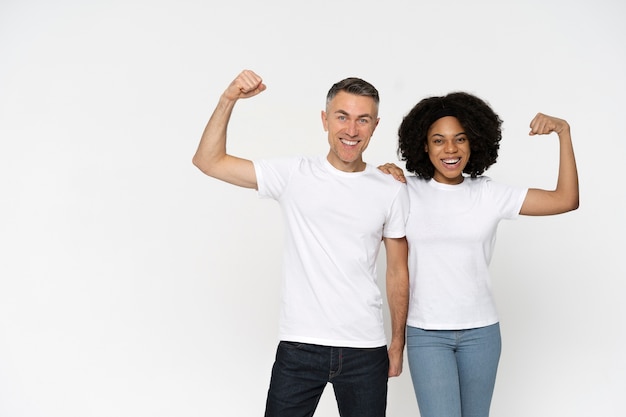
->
[254,155,409,348]
[405,176,528,330]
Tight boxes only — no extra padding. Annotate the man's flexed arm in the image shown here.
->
[192,70,267,189]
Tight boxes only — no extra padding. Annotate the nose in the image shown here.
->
[444,140,457,152]
[346,120,358,137]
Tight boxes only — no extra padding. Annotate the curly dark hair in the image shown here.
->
[398,92,502,178]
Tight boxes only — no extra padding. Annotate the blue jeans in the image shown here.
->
[406,323,501,417]
[264,341,389,417]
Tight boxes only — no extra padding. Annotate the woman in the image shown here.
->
[382,92,579,417]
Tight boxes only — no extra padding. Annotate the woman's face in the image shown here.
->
[425,116,471,184]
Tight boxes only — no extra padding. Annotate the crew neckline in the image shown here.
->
[321,156,370,177]
[428,176,469,190]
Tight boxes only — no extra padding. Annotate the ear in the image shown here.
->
[321,110,328,132]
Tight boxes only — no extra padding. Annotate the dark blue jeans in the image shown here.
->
[264,341,389,417]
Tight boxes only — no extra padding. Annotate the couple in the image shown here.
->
[192,70,579,417]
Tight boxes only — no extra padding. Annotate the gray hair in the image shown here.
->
[326,77,380,111]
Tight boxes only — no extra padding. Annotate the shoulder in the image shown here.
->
[406,175,429,184]
[469,175,526,202]
[406,175,430,190]
[468,175,511,191]
[369,165,400,181]
[465,175,491,188]
[255,155,316,170]
[366,165,410,192]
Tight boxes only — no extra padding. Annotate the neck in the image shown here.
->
[326,154,366,173]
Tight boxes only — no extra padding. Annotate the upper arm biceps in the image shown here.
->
[520,188,567,216]
[204,155,258,189]
[383,237,408,268]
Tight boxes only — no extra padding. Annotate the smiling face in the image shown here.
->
[322,91,379,172]
[426,116,471,184]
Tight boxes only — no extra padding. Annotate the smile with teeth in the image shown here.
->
[442,158,461,165]
[340,138,359,146]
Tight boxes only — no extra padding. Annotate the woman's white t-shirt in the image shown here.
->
[405,176,527,330]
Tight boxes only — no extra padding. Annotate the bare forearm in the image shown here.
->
[192,70,266,189]
[192,94,237,176]
[386,262,409,378]
[382,236,409,377]
[387,270,409,347]
[383,237,409,345]
[554,127,579,210]
[521,114,580,215]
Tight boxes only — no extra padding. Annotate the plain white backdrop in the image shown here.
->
[1,0,624,416]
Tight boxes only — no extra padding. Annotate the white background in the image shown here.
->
[1,1,624,416]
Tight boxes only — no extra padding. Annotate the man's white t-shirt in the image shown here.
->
[405,176,528,330]
[254,156,409,348]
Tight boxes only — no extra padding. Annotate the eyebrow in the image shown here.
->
[334,110,374,120]
[430,131,466,138]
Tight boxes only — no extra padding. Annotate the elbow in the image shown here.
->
[191,153,215,177]
[569,189,580,211]
[564,194,580,213]
[191,154,202,170]
[191,154,203,172]
[192,154,214,177]
[558,187,580,213]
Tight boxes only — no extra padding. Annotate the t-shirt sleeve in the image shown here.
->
[484,177,528,219]
[253,157,297,200]
[383,184,410,238]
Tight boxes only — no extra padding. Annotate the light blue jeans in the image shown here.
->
[406,323,501,417]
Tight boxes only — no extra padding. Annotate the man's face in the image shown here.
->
[322,91,379,172]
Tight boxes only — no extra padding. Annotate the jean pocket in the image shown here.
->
[280,340,306,350]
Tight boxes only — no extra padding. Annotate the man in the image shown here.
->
[193,69,409,417]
